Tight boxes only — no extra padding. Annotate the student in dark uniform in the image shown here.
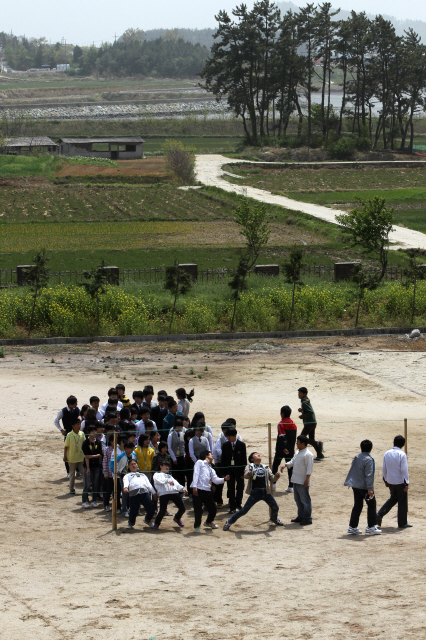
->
[221,428,247,514]
[54,395,80,477]
[297,387,324,460]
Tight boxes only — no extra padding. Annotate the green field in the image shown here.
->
[0,156,419,273]
[224,163,426,234]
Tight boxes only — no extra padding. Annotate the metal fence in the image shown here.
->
[0,264,405,289]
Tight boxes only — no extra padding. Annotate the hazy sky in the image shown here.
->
[2,0,426,45]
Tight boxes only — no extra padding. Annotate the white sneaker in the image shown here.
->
[285,487,294,493]
[92,502,98,508]
[273,483,277,491]
[104,505,111,512]
[204,521,218,529]
[66,473,70,480]
[125,524,134,530]
[348,526,362,534]
[365,525,382,535]
[82,502,91,509]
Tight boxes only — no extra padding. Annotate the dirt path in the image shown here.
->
[55,158,167,176]
[0,336,425,639]
[195,154,426,250]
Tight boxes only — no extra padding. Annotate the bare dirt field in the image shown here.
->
[0,335,425,640]
[55,158,167,177]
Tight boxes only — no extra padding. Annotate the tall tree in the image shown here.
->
[297,3,318,150]
[314,3,339,137]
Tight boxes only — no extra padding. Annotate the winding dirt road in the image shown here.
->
[195,154,426,250]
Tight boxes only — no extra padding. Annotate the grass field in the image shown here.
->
[0,156,420,273]
[224,163,426,233]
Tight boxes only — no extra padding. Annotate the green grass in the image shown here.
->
[223,164,426,192]
[143,136,244,154]
[284,188,426,206]
[0,155,63,177]
[0,184,238,223]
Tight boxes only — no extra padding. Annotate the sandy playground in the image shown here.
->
[0,335,425,640]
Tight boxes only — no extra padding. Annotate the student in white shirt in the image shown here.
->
[123,459,157,530]
[100,388,123,416]
[153,461,187,529]
[191,412,213,439]
[189,425,212,463]
[191,451,229,531]
[377,435,412,529]
[282,434,314,526]
[176,387,194,417]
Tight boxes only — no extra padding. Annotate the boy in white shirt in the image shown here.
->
[191,450,229,532]
[153,461,187,529]
[281,434,314,526]
[123,459,157,530]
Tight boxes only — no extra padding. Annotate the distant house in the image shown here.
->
[3,136,58,155]
[58,136,144,160]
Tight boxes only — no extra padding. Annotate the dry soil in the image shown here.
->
[0,335,425,640]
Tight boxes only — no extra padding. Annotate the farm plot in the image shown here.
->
[223,164,426,234]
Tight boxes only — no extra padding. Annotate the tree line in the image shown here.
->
[201,1,426,151]
[0,31,209,79]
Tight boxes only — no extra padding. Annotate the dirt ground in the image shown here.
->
[1,335,425,640]
[55,158,167,177]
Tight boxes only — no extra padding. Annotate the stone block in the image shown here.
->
[178,263,198,280]
[254,264,280,276]
[334,262,360,282]
[17,265,36,286]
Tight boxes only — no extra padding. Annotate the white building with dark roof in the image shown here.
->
[58,136,144,160]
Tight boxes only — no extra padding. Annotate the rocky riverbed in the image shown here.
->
[0,100,231,120]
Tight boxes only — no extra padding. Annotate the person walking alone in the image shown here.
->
[377,435,411,530]
[344,439,381,535]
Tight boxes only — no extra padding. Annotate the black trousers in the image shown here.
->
[103,477,122,509]
[129,492,156,526]
[154,493,186,527]
[227,474,244,510]
[349,487,377,528]
[301,423,321,456]
[377,483,408,528]
[171,457,186,487]
[214,466,225,504]
[193,489,217,528]
[184,458,194,495]
[272,431,297,486]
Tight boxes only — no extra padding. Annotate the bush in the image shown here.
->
[162,139,195,185]
[328,137,356,160]
[354,137,372,152]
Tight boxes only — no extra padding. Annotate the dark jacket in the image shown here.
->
[221,440,247,476]
[151,405,168,431]
[130,402,145,421]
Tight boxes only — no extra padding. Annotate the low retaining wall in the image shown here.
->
[0,325,423,347]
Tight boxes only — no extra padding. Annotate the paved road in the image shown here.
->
[195,154,426,250]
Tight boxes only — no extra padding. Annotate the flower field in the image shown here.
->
[1,279,425,338]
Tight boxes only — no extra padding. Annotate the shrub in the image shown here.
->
[328,137,356,160]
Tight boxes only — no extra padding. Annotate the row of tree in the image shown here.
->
[0,33,70,69]
[0,31,208,79]
[201,1,426,150]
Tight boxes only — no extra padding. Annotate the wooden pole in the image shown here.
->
[404,418,408,456]
[404,418,408,514]
[268,422,273,517]
[112,431,118,531]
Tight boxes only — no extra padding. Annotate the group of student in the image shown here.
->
[56,383,323,531]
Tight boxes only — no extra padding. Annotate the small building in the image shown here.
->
[58,136,144,160]
[3,136,58,155]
